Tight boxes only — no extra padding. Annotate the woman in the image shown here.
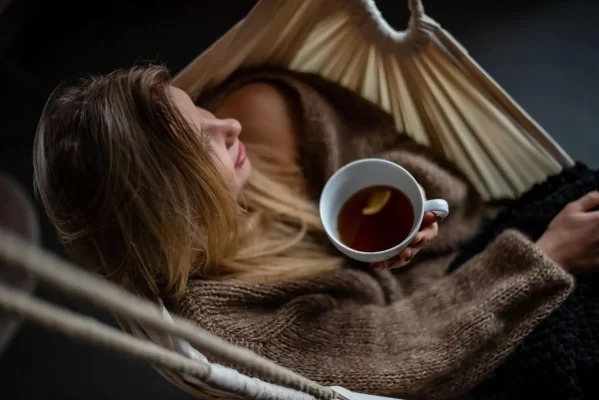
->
[33,66,599,399]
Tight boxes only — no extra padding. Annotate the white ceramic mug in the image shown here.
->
[319,158,449,263]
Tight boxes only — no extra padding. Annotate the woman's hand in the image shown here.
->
[373,185,439,270]
[537,190,599,274]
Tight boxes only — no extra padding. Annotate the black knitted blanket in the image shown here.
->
[448,163,599,400]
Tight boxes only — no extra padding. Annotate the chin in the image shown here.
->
[236,159,252,190]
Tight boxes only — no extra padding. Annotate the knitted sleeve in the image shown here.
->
[284,231,572,398]
[181,230,573,399]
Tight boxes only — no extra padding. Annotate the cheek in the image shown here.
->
[210,152,236,186]
[237,159,252,188]
[208,139,234,168]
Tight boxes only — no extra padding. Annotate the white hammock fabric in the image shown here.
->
[0,228,401,400]
[121,305,401,400]
[173,0,574,201]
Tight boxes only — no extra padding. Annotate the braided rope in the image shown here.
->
[408,0,425,20]
[0,282,212,378]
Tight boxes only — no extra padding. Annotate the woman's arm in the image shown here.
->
[184,230,573,398]
[277,233,572,398]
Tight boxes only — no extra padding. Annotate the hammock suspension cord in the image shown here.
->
[0,227,336,400]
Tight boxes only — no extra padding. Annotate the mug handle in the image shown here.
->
[423,199,449,220]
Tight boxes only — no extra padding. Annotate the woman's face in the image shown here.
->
[169,86,251,193]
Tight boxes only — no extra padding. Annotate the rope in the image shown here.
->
[0,282,211,379]
[408,0,425,20]
[0,227,335,400]
[0,284,313,400]
[346,0,432,56]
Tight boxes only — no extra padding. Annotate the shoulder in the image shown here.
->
[219,82,293,113]
[214,82,299,154]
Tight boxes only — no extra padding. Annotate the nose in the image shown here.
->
[211,117,241,148]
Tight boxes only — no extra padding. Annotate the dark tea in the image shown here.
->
[337,185,414,252]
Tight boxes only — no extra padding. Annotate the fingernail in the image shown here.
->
[414,235,423,245]
[401,250,412,262]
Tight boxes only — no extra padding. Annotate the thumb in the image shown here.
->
[571,191,599,212]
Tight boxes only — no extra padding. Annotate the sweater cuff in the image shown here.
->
[464,229,574,291]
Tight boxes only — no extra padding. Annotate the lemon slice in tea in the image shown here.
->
[362,189,391,215]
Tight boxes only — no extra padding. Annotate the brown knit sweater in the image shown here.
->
[175,69,574,399]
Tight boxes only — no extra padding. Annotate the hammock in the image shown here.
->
[0,0,577,399]
[0,173,38,356]
[0,227,397,400]
[173,0,573,201]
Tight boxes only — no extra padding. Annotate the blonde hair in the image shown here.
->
[33,66,341,302]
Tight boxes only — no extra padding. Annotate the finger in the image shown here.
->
[389,259,408,270]
[371,260,388,270]
[375,248,415,270]
[571,191,599,212]
[399,248,412,263]
[398,247,421,263]
[412,223,438,246]
[420,223,439,242]
[388,248,421,270]
[420,212,439,229]
[411,232,424,247]
[372,258,399,270]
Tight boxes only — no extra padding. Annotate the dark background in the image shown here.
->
[0,0,597,398]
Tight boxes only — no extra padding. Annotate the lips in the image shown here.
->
[234,141,247,169]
